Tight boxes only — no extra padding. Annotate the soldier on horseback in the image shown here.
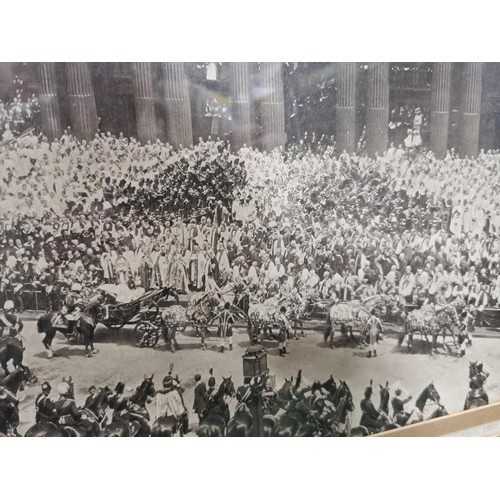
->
[0,300,24,347]
[35,381,58,424]
[108,381,150,436]
[53,381,98,436]
[153,375,190,436]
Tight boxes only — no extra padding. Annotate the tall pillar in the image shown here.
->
[229,62,253,150]
[132,62,157,144]
[163,62,193,148]
[336,62,357,155]
[66,62,98,141]
[430,62,452,158]
[0,62,13,100]
[36,63,62,141]
[366,62,389,157]
[260,62,286,151]
[459,62,483,157]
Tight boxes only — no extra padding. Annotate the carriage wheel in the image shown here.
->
[134,321,159,348]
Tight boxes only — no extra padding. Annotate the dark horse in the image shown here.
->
[464,361,489,410]
[100,375,156,437]
[37,301,101,358]
[0,337,25,375]
[0,366,38,436]
[403,382,448,426]
[197,376,235,437]
[84,386,113,423]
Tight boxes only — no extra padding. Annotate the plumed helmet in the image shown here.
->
[162,375,173,389]
[114,382,125,393]
[57,382,71,396]
[364,386,373,398]
[42,382,51,392]
[208,377,216,387]
[3,300,14,310]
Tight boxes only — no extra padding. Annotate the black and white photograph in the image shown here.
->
[2,58,500,440]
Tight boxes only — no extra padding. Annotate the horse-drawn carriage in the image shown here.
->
[97,286,179,347]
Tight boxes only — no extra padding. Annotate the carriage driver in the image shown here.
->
[0,300,24,347]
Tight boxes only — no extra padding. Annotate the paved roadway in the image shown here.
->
[6,316,500,435]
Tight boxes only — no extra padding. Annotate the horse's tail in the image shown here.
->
[37,315,47,333]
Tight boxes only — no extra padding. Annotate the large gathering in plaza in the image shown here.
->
[0,62,498,437]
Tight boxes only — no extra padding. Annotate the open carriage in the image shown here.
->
[97,286,179,346]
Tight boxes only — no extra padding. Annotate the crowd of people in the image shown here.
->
[2,130,500,318]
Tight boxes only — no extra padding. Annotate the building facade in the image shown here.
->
[1,62,499,157]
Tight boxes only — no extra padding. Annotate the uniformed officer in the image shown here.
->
[0,300,24,346]
[35,382,58,424]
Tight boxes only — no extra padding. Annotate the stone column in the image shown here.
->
[163,62,193,148]
[66,62,98,141]
[336,62,357,155]
[260,62,286,151]
[229,62,253,150]
[132,62,157,144]
[36,63,62,141]
[430,62,452,158]
[459,62,483,157]
[365,62,389,157]
[0,62,13,99]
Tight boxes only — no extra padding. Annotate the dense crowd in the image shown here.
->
[2,131,500,315]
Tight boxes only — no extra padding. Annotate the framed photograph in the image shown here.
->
[1,61,500,440]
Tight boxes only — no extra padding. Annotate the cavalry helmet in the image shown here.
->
[3,300,14,311]
[57,382,71,396]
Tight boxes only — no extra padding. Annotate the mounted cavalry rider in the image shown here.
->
[35,381,58,424]
[54,381,98,436]
[0,300,24,347]
[108,382,150,435]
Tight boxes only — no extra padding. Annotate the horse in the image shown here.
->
[0,337,25,375]
[84,386,113,423]
[331,380,354,435]
[150,415,181,437]
[197,376,235,437]
[1,365,38,395]
[378,381,390,416]
[324,296,388,348]
[399,304,460,354]
[464,361,489,410]
[160,290,224,351]
[100,375,156,437]
[404,382,448,425]
[0,389,20,436]
[36,300,101,358]
[25,406,102,437]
